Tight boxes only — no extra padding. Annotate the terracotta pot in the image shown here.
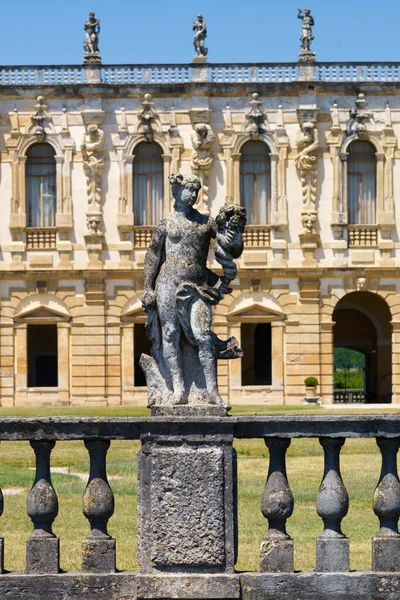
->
[305,386,317,398]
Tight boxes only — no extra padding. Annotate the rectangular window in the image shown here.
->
[27,324,58,387]
[241,323,272,386]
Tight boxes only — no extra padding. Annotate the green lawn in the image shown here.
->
[0,405,392,573]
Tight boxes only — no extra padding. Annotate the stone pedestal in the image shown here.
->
[26,535,59,574]
[138,416,236,574]
[316,535,349,572]
[372,535,400,572]
[260,533,293,572]
[192,56,208,83]
[82,536,116,573]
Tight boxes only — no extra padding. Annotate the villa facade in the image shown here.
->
[0,23,399,406]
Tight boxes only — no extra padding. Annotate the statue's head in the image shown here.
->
[89,11,95,17]
[197,14,203,21]
[169,173,201,207]
[195,123,208,137]
[304,8,311,15]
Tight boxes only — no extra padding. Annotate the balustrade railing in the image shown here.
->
[0,414,399,599]
[1,62,400,86]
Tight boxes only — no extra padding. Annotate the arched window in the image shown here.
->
[26,143,56,227]
[240,140,271,224]
[347,141,376,224]
[133,142,164,226]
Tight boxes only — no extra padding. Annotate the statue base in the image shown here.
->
[193,55,208,64]
[298,50,316,63]
[151,405,230,417]
[84,52,102,65]
[138,419,236,574]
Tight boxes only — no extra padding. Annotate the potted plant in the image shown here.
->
[304,376,318,399]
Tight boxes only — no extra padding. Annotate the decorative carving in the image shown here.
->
[245,93,268,138]
[298,8,315,61]
[83,12,101,64]
[193,14,207,58]
[345,93,373,139]
[357,277,367,292]
[138,94,157,143]
[81,124,104,211]
[301,211,317,234]
[31,96,48,142]
[190,123,215,212]
[140,174,246,408]
[295,121,318,210]
[86,213,102,235]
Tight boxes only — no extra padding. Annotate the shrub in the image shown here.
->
[304,376,318,387]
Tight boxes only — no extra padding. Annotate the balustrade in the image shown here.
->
[0,415,398,599]
[0,62,399,86]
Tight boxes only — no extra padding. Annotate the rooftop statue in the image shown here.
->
[193,14,208,58]
[83,12,101,64]
[298,8,314,52]
[140,174,246,408]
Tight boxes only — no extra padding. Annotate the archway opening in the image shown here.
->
[333,292,391,403]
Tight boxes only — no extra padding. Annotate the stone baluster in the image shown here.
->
[372,438,400,571]
[82,440,115,573]
[316,438,349,572]
[26,441,59,574]
[260,438,294,572]
[0,486,3,573]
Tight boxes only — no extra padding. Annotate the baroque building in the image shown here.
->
[0,12,398,407]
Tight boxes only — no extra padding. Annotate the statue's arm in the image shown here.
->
[142,222,166,310]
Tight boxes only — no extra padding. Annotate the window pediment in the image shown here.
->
[14,295,71,322]
[228,293,285,322]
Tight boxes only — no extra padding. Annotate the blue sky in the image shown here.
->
[2,0,400,65]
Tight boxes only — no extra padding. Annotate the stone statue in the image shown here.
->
[245,93,268,138]
[86,213,102,234]
[30,96,48,142]
[346,93,372,139]
[83,12,101,63]
[190,123,215,211]
[81,124,104,210]
[193,14,208,58]
[295,121,319,210]
[298,8,314,52]
[140,174,246,408]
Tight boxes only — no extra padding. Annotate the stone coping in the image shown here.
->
[0,413,399,440]
[0,572,399,600]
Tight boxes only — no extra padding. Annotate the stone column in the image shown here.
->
[271,322,284,399]
[372,438,400,571]
[260,438,294,572]
[15,323,27,394]
[138,419,237,575]
[320,320,334,405]
[57,323,70,398]
[316,438,349,572]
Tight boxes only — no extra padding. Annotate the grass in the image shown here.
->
[0,404,393,573]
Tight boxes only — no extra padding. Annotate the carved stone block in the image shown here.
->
[372,535,400,572]
[138,421,236,573]
[26,536,59,574]
[316,536,349,572]
[82,537,116,573]
[260,535,294,573]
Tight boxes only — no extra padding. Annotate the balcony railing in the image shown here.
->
[243,225,271,247]
[348,225,378,247]
[1,62,400,86]
[0,414,399,599]
[26,227,57,249]
[133,225,155,248]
